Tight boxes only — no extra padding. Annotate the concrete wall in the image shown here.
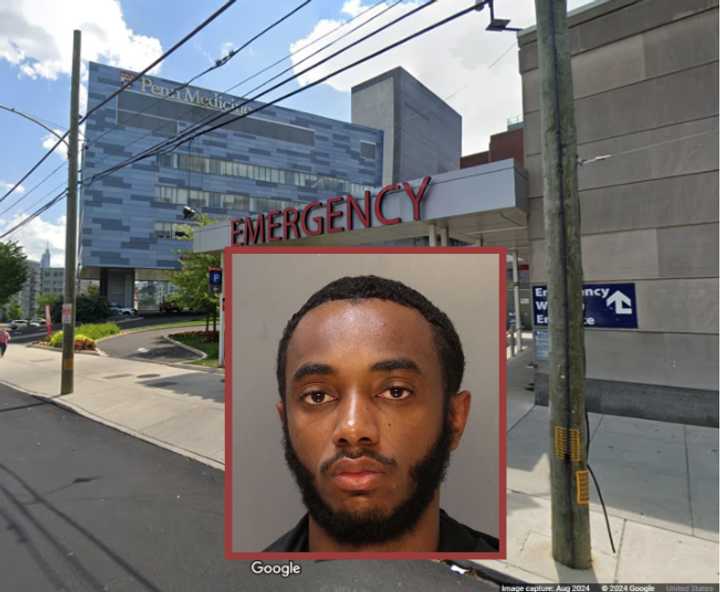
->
[352,67,461,184]
[519,0,719,425]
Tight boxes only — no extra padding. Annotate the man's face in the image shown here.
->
[278,298,468,545]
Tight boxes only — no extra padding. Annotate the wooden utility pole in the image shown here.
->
[61,30,81,395]
[534,0,591,568]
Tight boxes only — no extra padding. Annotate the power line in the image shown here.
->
[0,0,239,206]
[85,0,311,150]
[88,0,445,184]
[225,0,387,94]
[0,1,314,219]
[0,163,66,219]
[4,2,492,239]
[75,0,384,188]
[0,189,67,240]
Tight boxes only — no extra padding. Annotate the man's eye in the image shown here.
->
[378,386,413,400]
[302,391,335,405]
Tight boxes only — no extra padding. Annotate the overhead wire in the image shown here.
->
[0,0,239,206]
[4,2,496,238]
[86,0,446,184]
[0,0,314,220]
[73,0,389,189]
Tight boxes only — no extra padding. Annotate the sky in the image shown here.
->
[0,0,596,266]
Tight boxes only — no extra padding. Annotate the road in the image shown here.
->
[98,326,202,364]
[0,383,501,591]
[4,314,203,344]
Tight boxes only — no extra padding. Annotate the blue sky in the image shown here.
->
[0,0,594,265]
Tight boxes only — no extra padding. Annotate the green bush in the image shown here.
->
[49,331,63,347]
[51,293,113,324]
[74,335,96,350]
[75,322,120,340]
[48,323,117,348]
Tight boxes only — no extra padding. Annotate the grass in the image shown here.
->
[48,322,121,348]
[171,331,219,368]
[121,319,207,335]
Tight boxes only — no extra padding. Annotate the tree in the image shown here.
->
[5,301,22,321]
[169,215,220,332]
[37,292,62,317]
[0,241,28,308]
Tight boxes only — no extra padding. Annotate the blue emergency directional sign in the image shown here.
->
[532,283,637,328]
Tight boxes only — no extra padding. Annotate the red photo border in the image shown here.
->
[223,246,507,560]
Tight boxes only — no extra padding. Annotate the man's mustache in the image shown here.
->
[320,448,397,475]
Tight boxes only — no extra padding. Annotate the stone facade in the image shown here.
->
[519,0,719,425]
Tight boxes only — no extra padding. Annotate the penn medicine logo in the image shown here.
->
[119,70,250,115]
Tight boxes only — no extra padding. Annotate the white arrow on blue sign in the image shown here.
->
[532,283,637,328]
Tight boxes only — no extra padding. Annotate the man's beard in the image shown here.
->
[281,409,453,547]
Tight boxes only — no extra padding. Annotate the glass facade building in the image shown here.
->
[79,62,383,307]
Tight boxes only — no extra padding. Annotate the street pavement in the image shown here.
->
[0,341,717,583]
[3,314,203,344]
[0,383,501,592]
[98,326,203,364]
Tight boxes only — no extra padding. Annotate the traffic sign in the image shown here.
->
[532,283,637,328]
[208,267,222,294]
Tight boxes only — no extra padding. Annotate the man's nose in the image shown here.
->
[332,391,380,448]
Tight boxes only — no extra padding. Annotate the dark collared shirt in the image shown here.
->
[264,509,499,552]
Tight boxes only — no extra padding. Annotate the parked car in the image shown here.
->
[159,300,182,314]
[29,318,47,327]
[9,319,29,329]
[110,306,137,317]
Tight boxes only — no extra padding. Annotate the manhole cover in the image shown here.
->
[149,381,177,388]
[136,373,161,378]
[103,373,133,379]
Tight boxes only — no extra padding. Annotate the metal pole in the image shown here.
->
[534,0,591,568]
[428,224,437,247]
[61,30,81,395]
[218,255,224,368]
[512,250,522,353]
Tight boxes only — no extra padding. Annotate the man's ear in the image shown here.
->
[276,400,286,424]
[448,391,471,451]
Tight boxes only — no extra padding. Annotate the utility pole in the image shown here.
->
[61,30,81,395]
[534,0,591,568]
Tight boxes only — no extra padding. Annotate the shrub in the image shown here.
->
[74,335,96,350]
[48,331,97,351]
[51,293,113,324]
[49,331,63,347]
[75,322,120,340]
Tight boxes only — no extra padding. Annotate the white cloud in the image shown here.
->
[41,129,69,159]
[1,182,25,194]
[0,0,163,81]
[289,0,596,154]
[0,213,65,266]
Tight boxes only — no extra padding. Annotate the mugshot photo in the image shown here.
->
[225,248,505,558]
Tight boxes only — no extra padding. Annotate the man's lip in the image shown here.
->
[330,458,387,477]
[331,471,385,492]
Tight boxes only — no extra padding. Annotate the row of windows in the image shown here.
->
[154,222,190,240]
[158,153,375,196]
[155,185,296,213]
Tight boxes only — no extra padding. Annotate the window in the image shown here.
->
[360,141,377,160]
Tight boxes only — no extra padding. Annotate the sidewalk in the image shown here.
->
[1,343,718,583]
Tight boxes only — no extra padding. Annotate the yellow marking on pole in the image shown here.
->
[570,428,582,462]
[63,358,74,370]
[554,426,568,459]
[576,470,589,505]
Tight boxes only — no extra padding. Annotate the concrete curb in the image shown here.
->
[0,377,225,472]
[27,342,103,356]
[162,334,208,361]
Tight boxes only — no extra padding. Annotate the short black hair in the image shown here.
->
[276,275,465,401]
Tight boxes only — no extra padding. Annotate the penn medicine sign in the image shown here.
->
[231,177,432,246]
[121,71,251,116]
